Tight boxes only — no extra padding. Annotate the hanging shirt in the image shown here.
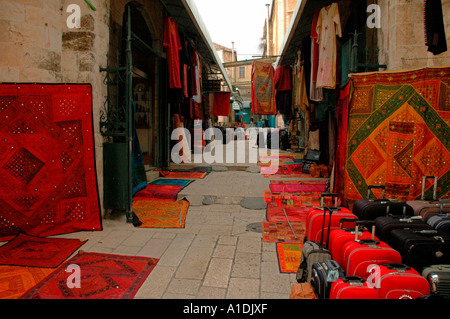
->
[163,17,182,89]
[310,9,324,102]
[316,3,342,89]
[424,0,447,55]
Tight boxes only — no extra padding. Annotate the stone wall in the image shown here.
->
[378,0,450,70]
[0,0,110,214]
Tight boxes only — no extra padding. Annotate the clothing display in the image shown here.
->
[424,0,448,55]
[212,92,231,117]
[163,17,182,89]
[310,8,324,101]
[316,3,342,89]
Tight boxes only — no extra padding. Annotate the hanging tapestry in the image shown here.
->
[343,67,450,202]
[251,61,276,115]
[0,84,102,241]
[212,92,231,117]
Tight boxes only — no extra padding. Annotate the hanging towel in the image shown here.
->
[424,0,448,55]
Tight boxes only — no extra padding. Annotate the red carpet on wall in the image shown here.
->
[341,67,450,202]
[0,84,102,241]
[21,252,159,299]
[0,233,86,268]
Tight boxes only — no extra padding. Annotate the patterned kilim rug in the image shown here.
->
[269,180,328,193]
[342,67,450,202]
[0,265,54,299]
[150,179,194,189]
[276,243,303,273]
[20,252,158,299]
[264,190,330,207]
[266,204,310,223]
[0,84,102,241]
[133,185,184,202]
[262,221,305,244]
[157,170,207,179]
[132,199,190,228]
[0,233,86,268]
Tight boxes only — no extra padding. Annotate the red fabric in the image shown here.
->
[213,92,231,116]
[310,9,321,83]
[0,233,86,268]
[133,184,183,202]
[274,65,292,91]
[0,84,102,241]
[21,252,159,299]
[251,61,276,115]
[163,17,182,89]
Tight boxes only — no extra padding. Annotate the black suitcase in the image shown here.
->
[352,185,414,220]
[310,260,345,299]
[388,228,450,273]
[426,209,450,232]
[374,214,433,243]
[422,264,450,299]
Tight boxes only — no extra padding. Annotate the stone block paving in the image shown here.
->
[59,170,297,299]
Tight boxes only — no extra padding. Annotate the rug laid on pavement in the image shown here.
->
[269,180,328,193]
[20,251,158,299]
[132,199,190,228]
[262,221,305,244]
[150,179,194,189]
[266,204,310,223]
[264,190,327,207]
[276,243,303,273]
[0,265,55,299]
[0,233,86,268]
[0,84,102,241]
[133,185,184,202]
[157,170,207,179]
[341,67,450,202]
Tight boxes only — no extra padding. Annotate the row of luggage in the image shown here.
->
[296,192,450,299]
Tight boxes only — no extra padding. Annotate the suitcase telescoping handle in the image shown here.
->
[322,206,340,249]
[440,199,450,214]
[421,176,438,201]
[354,220,376,241]
[320,193,339,207]
[367,185,385,200]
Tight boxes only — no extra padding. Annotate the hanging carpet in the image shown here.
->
[0,84,102,241]
[0,265,54,299]
[251,61,276,115]
[342,67,450,202]
[0,233,86,268]
[20,251,158,299]
[132,199,189,228]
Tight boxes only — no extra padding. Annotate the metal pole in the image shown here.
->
[283,208,297,240]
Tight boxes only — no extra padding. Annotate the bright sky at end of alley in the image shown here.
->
[193,0,270,61]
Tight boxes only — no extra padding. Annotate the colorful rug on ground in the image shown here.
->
[341,67,450,202]
[150,179,194,189]
[0,265,55,299]
[0,233,86,268]
[276,243,303,273]
[20,251,158,299]
[133,184,184,202]
[264,190,332,207]
[157,170,207,179]
[266,204,310,223]
[269,180,328,193]
[0,84,102,241]
[132,199,190,228]
[262,221,305,244]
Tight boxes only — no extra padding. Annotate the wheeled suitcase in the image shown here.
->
[342,235,402,278]
[422,264,450,299]
[407,176,450,221]
[328,219,379,267]
[305,193,356,245]
[352,185,414,220]
[426,203,450,232]
[310,260,345,299]
[329,276,379,299]
[388,229,450,273]
[374,215,433,243]
[297,207,336,283]
[370,263,430,299]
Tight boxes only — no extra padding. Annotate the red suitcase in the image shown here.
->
[329,220,379,267]
[342,237,402,279]
[370,263,430,299]
[329,276,379,299]
[305,193,356,245]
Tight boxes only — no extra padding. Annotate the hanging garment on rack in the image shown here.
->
[424,0,447,55]
[274,65,292,91]
[310,8,324,102]
[212,92,231,117]
[316,3,342,89]
[163,17,182,89]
